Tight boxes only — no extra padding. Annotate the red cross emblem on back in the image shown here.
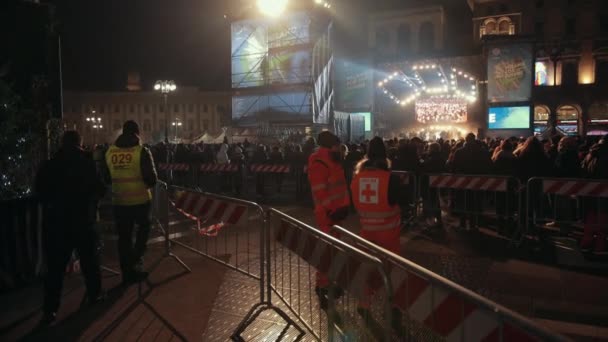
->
[359,178,379,204]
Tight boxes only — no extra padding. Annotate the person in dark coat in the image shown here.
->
[102,121,157,286]
[420,143,445,227]
[269,146,285,192]
[35,131,106,326]
[450,133,492,229]
[580,135,608,251]
[554,136,581,178]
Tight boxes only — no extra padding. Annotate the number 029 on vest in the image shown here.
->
[359,177,379,204]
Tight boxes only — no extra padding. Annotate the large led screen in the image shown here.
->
[415,99,467,124]
[488,106,530,129]
[487,43,533,103]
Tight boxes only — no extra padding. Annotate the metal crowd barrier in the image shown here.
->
[157,163,193,186]
[165,185,266,289]
[332,225,569,341]
[196,163,242,195]
[525,178,608,252]
[424,173,522,240]
[263,209,392,341]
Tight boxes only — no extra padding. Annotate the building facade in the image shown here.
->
[63,86,231,146]
[471,0,608,136]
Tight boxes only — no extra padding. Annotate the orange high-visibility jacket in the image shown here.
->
[351,168,401,232]
[307,147,350,225]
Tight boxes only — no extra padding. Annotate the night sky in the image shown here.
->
[53,0,232,91]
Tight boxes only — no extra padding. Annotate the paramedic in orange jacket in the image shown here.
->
[307,131,350,308]
[351,137,404,331]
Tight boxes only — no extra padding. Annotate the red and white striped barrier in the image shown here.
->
[430,175,508,192]
[250,164,291,174]
[172,190,248,226]
[158,163,190,171]
[276,218,537,340]
[200,164,239,173]
[542,179,608,198]
[275,219,380,301]
[389,267,539,341]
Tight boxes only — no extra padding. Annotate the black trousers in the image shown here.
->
[44,221,101,314]
[113,202,152,278]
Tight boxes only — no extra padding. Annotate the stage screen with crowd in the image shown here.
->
[415,99,467,124]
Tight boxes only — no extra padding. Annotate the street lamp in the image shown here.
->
[86,110,103,146]
[154,80,177,143]
[171,119,182,142]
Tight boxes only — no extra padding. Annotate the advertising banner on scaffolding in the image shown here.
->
[335,58,374,111]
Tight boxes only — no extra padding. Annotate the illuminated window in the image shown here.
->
[535,61,548,85]
[534,105,550,121]
[589,103,608,121]
[557,105,579,121]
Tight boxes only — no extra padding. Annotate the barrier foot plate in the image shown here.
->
[231,303,305,342]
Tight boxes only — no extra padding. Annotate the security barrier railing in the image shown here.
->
[167,185,266,282]
[266,209,393,341]
[525,177,608,253]
[423,173,522,240]
[332,224,569,342]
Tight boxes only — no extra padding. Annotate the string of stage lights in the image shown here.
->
[378,64,479,106]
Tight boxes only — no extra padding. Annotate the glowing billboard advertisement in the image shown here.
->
[487,43,533,103]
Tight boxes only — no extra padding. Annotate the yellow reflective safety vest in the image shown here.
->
[105,145,152,206]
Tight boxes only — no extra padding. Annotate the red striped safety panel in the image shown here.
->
[276,217,546,341]
[172,190,247,226]
[250,164,291,173]
[388,266,542,341]
[200,164,239,173]
[158,163,190,171]
[429,175,507,192]
[275,220,379,301]
[543,179,608,198]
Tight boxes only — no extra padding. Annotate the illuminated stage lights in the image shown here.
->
[257,0,289,17]
[314,0,331,8]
